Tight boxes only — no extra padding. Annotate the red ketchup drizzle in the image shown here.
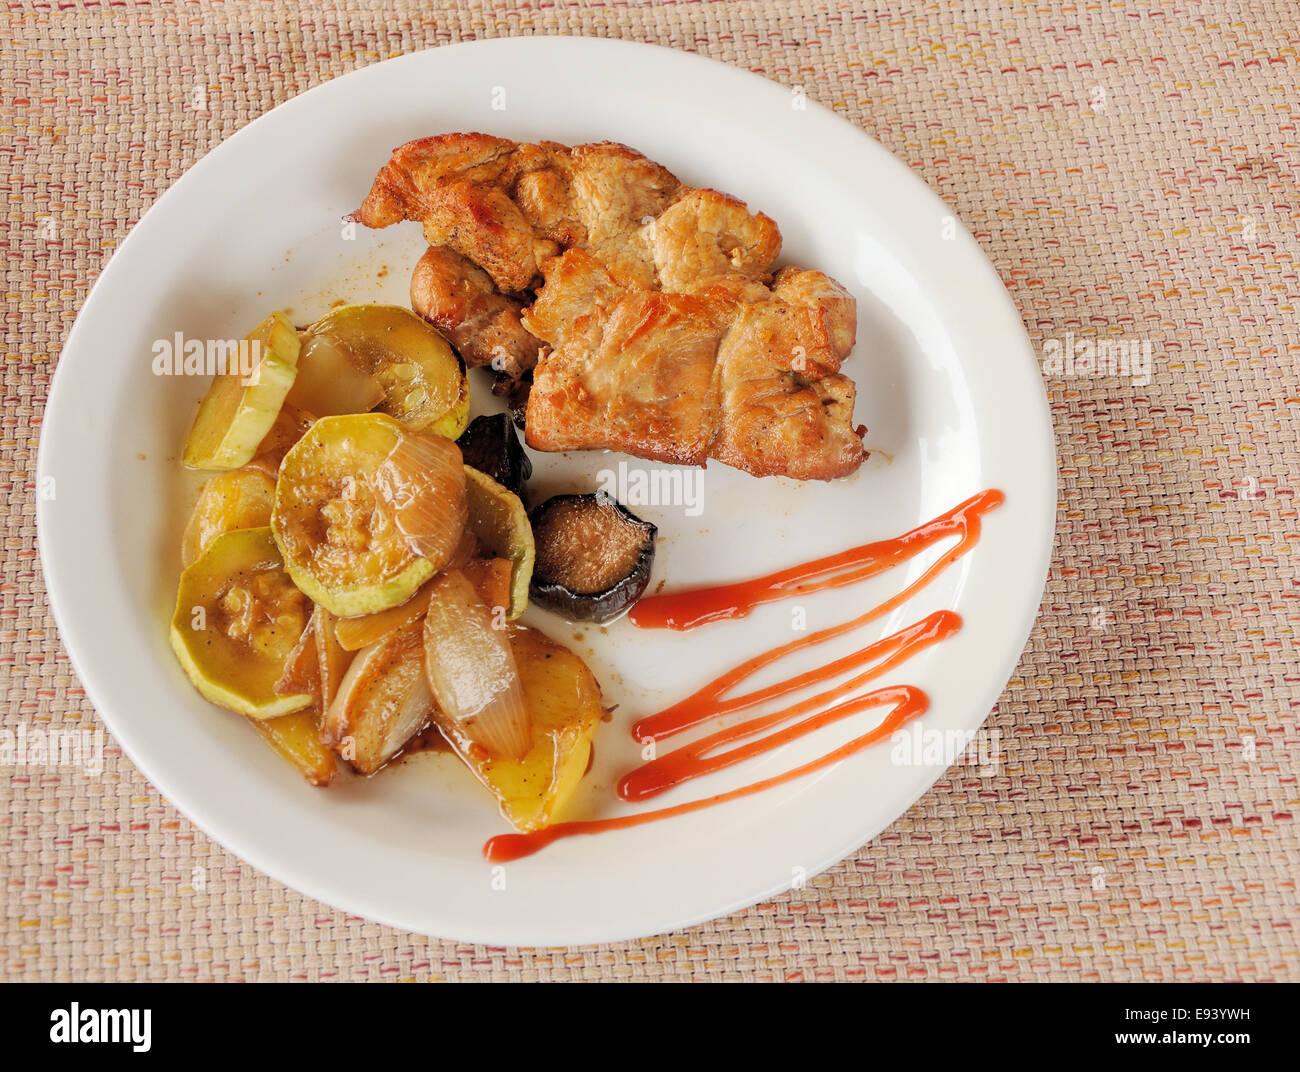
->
[483,489,1004,863]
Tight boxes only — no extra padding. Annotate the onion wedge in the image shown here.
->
[322,622,434,775]
[274,604,352,712]
[275,611,320,699]
[335,582,436,653]
[332,541,496,653]
[313,606,350,711]
[373,430,469,571]
[286,330,387,417]
[423,569,532,759]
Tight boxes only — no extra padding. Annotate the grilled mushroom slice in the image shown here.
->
[456,413,532,501]
[529,494,656,623]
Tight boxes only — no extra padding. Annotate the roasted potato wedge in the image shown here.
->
[438,625,604,832]
[252,709,337,786]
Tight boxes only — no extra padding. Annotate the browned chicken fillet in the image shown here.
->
[648,188,782,292]
[353,134,680,291]
[354,133,867,480]
[351,133,517,225]
[410,246,541,380]
[525,250,863,479]
[710,296,864,480]
[418,179,558,293]
[525,254,737,465]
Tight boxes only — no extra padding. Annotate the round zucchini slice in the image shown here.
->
[181,467,277,568]
[291,304,470,437]
[464,466,534,620]
[169,526,314,718]
[183,311,301,470]
[271,413,439,617]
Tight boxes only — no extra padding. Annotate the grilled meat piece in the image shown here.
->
[524,250,864,480]
[353,133,866,480]
[409,246,541,380]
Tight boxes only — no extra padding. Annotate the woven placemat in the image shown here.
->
[3,0,1297,981]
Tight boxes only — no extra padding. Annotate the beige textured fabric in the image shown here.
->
[2,1,1297,981]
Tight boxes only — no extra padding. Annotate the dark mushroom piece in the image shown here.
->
[456,413,533,501]
[529,494,657,623]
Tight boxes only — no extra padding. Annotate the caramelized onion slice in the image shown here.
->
[274,604,352,714]
[422,569,532,759]
[313,606,351,712]
[335,581,436,652]
[373,430,469,571]
[275,607,321,699]
[286,331,386,418]
[322,622,434,775]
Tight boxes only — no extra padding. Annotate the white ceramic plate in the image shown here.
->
[37,37,1055,945]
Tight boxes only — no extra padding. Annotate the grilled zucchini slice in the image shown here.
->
[290,304,470,437]
[271,413,443,617]
[169,526,313,718]
[183,311,301,470]
[463,466,534,620]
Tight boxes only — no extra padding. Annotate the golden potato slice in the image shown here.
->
[252,709,337,786]
[440,625,604,832]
